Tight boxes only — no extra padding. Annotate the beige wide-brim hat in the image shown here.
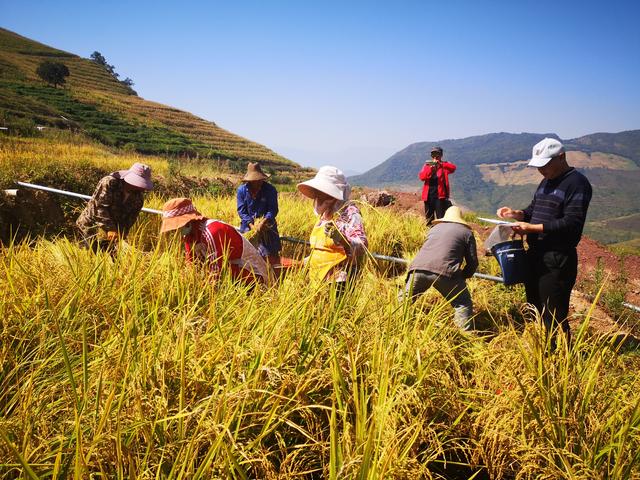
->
[297,165,351,201]
[243,162,270,181]
[432,206,469,227]
[160,197,206,233]
[117,162,154,190]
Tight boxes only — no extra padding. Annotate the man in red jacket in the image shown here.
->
[418,146,457,225]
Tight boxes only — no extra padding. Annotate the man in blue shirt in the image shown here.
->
[497,138,592,347]
[237,162,281,266]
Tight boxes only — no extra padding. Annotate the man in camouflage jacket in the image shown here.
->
[76,163,153,251]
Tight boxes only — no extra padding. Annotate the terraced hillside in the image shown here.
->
[0,27,296,169]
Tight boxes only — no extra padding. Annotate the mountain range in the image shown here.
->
[351,130,640,246]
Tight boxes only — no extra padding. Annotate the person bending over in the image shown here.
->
[401,206,478,331]
[76,162,153,252]
[161,197,269,285]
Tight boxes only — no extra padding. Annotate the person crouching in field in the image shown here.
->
[160,198,269,285]
[236,162,282,266]
[400,206,478,331]
[76,162,153,252]
[297,166,368,293]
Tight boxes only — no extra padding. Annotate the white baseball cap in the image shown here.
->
[297,166,351,201]
[528,138,565,167]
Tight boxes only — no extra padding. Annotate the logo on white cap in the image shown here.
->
[528,138,565,168]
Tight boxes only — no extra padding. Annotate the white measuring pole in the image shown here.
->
[477,216,512,225]
[16,181,163,215]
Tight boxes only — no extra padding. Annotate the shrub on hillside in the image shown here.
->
[35,61,70,88]
[1,115,39,136]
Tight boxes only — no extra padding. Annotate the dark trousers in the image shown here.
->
[424,198,451,225]
[524,248,578,343]
[401,270,473,331]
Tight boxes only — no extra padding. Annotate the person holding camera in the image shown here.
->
[418,146,457,225]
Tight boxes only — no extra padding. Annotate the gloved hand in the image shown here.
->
[324,223,344,246]
[106,230,119,242]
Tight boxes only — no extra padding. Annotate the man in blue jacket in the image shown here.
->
[237,162,281,266]
[497,138,592,347]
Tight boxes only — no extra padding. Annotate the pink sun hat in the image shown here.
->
[117,162,154,190]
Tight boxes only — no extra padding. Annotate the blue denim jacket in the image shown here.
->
[236,182,279,233]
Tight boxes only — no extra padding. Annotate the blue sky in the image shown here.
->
[3,0,639,172]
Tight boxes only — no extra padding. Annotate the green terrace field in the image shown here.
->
[0,27,296,168]
[2,134,640,479]
[0,28,132,94]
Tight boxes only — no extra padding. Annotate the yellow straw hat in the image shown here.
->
[432,206,469,227]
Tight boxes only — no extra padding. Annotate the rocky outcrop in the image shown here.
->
[360,190,396,207]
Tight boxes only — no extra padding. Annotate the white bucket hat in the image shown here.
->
[297,166,351,201]
[528,138,565,167]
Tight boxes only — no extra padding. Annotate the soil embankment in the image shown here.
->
[0,189,66,242]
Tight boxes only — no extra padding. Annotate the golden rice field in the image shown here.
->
[1,134,640,478]
[1,134,185,185]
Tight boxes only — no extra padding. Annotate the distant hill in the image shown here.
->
[351,130,640,245]
[0,27,297,172]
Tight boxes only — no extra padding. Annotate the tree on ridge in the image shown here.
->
[36,61,70,88]
[90,51,137,95]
